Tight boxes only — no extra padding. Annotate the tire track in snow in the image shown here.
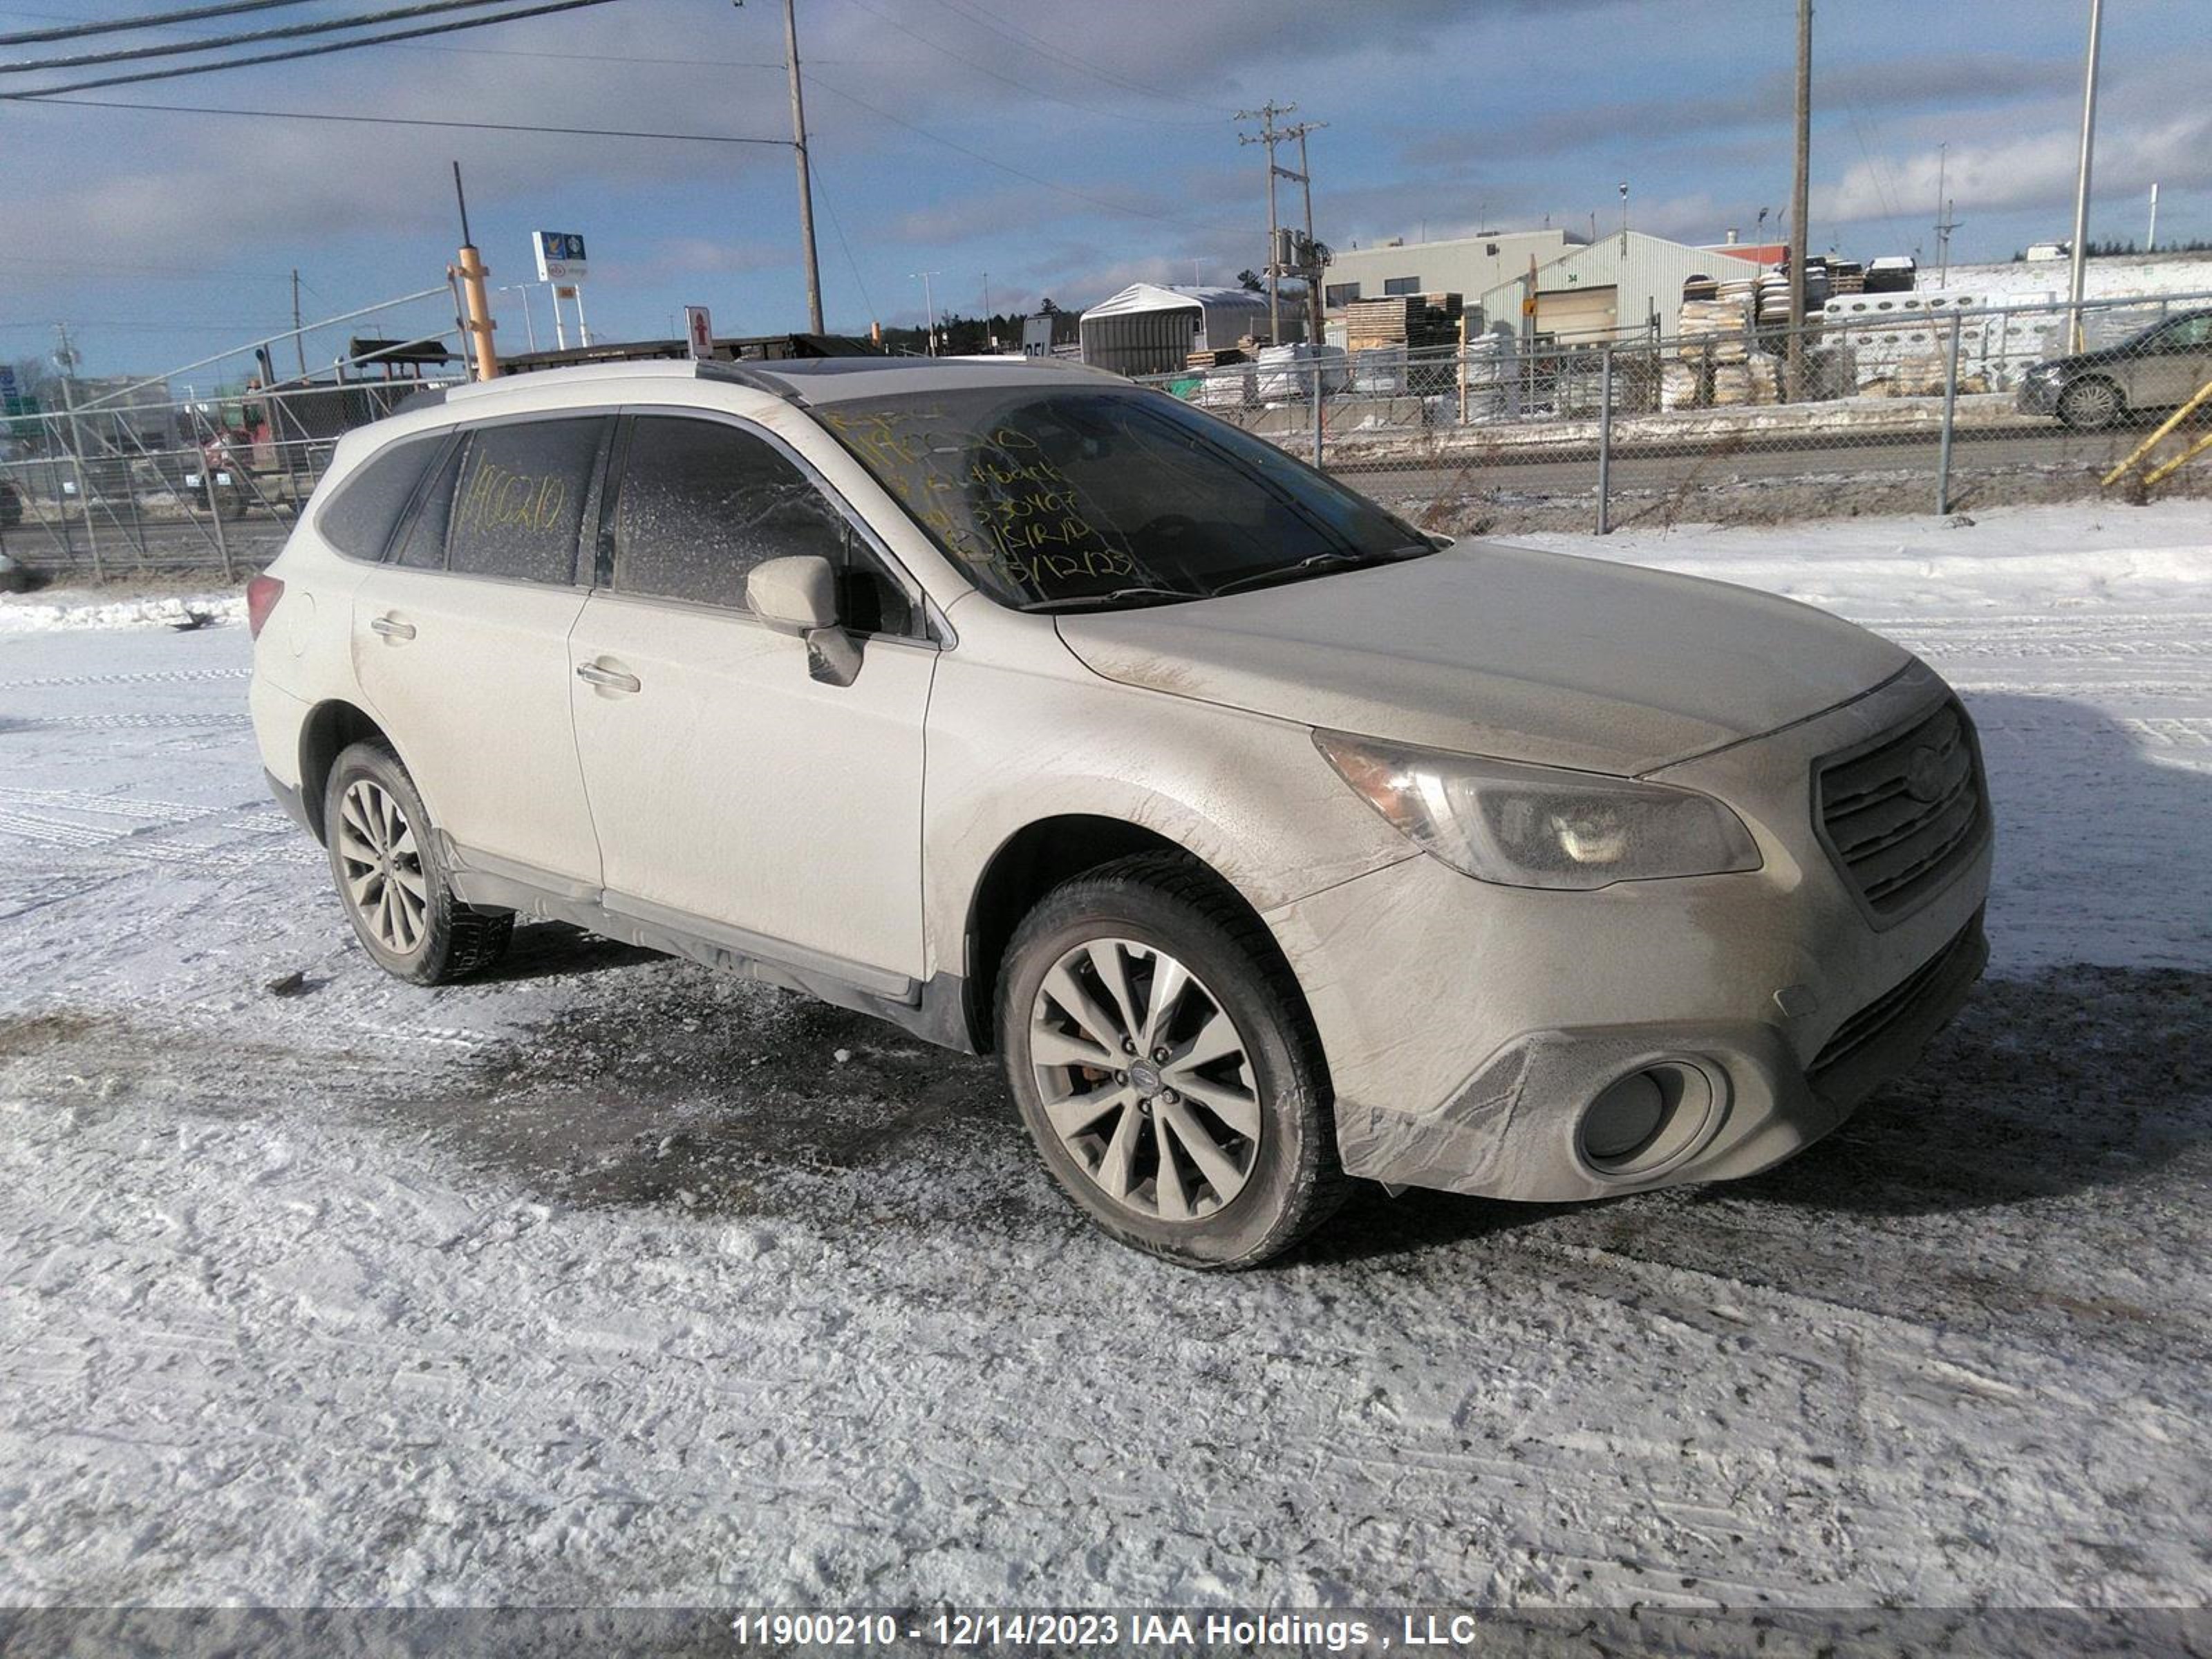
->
[0,667,249,691]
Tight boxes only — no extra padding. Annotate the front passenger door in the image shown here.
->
[569,413,937,986]
[2133,312,2212,409]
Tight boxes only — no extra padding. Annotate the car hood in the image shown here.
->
[1053,541,1912,776]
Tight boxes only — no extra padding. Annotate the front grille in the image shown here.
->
[1810,913,1983,1082]
[1817,699,1986,920]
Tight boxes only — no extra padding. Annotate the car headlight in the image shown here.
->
[1315,730,1763,890]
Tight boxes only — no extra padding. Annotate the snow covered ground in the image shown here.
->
[1,502,2208,1623]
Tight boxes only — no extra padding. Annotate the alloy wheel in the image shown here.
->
[2062,379,2120,428]
[336,778,429,955]
[1027,937,1262,1221]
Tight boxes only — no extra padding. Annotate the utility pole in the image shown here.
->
[290,269,307,380]
[1291,120,1328,348]
[910,270,939,355]
[782,0,825,334]
[2066,0,2103,350]
[1236,100,1297,344]
[2146,182,2159,254]
[449,162,498,382]
[1933,144,1962,288]
[1786,0,1811,403]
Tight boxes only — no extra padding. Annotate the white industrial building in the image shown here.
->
[1475,231,1765,345]
[1322,229,1577,312]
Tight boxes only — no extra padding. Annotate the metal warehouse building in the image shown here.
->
[1078,283,1276,376]
[1322,228,1576,312]
[1476,231,1765,345]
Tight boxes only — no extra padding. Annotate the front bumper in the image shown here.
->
[1264,663,1993,1203]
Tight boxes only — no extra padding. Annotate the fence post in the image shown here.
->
[203,462,234,583]
[1936,309,1963,516]
[1595,344,1615,536]
[1311,358,1324,471]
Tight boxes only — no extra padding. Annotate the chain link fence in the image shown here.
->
[0,374,459,583]
[1140,287,2212,537]
[8,288,2207,583]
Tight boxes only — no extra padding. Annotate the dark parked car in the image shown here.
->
[2018,308,2212,430]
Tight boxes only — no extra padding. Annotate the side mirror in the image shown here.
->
[749,554,838,633]
[747,554,861,687]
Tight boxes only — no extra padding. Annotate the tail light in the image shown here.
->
[245,574,285,640]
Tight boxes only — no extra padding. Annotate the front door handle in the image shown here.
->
[576,661,642,694]
[369,615,416,641]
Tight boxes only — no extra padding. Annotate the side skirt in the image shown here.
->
[441,840,977,1055]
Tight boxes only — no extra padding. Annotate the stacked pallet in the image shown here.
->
[1185,348,1247,370]
[1343,292,1463,354]
[1678,294,1754,362]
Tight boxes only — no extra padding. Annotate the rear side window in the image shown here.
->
[612,415,912,634]
[445,416,608,585]
[391,439,462,569]
[316,433,443,561]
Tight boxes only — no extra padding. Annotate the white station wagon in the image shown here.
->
[248,357,1991,1266]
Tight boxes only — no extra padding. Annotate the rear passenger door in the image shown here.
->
[568,411,936,986]
[351,413,610,888]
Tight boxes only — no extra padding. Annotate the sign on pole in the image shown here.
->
[533,232,588,284]
[684,306,715,360]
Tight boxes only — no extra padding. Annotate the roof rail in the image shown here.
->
[694,359,804,403]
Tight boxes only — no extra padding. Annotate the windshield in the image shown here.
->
[816,386,1432,611]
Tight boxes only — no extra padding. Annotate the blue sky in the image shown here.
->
[5,0,2209,379]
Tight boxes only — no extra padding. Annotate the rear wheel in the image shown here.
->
[323,741,512,984]
[998,852,1344,1268]
[2057,376,2123,431]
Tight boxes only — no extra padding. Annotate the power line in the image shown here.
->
[925,0,1235,116]
[0,0,309,48]
[5,0,541,75]
[0,0,627,97]
[806,149,877,328]
[834,0,1218,129]
[15,90,795,144]
[807,69,1208,232]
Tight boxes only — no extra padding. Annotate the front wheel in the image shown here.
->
[997,852,1344,1268]
[2057,377,2123,431]
[323,741,513,984]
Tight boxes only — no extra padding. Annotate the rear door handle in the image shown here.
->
[575,661,641,694]
[369,615,416,640]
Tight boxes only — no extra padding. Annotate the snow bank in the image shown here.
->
[0,590,245,634]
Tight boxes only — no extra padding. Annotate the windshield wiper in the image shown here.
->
[1020,585,1202,614]
[1210,544,1431,598]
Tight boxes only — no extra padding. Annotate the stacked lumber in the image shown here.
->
[1344,292,1463,353]
[1185,348,1247,369]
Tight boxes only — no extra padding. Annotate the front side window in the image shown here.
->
[317,432,444,561]
[612,416,915,635]
[444,416,608,585]
[818,388,1430,612]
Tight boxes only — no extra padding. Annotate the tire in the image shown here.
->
[323,740,513,985]
[2057,377,2123,431]
[997,851,1345,1268]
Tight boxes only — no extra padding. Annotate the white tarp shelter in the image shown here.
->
[1078,283,1277,376]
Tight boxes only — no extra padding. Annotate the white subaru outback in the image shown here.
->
[247,356,1991,1267]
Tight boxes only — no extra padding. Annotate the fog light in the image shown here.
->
[1579,1061,1718,1177]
